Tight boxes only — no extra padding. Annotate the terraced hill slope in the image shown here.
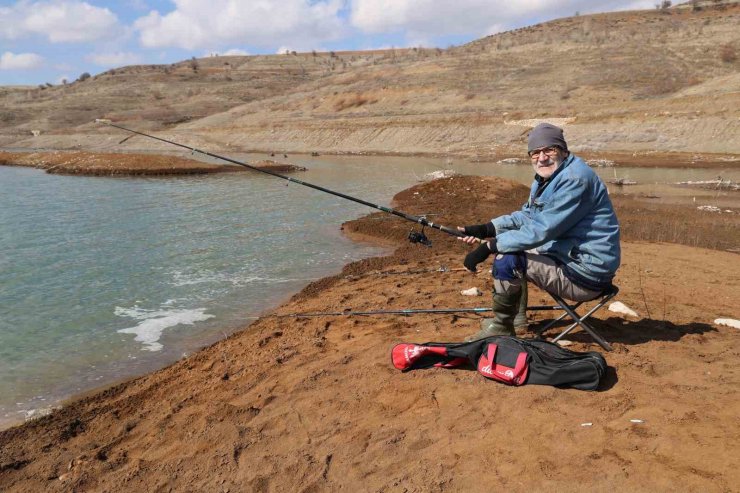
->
[2,2,738,157]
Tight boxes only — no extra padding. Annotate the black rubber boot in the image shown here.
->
[465,290,520,341]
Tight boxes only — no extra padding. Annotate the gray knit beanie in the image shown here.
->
[528,123,568,153]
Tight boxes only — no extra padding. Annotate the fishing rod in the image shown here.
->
[344,266,468,277]
[95,119,473,247]
[276,303,566,318]
[274,307,494,318]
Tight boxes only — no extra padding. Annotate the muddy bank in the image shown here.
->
[1,176,738,492]
[0,151,305,176]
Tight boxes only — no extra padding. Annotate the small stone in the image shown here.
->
[630,419,644,423]
[714,318,740,330]
[460,287,483,296]
[608,301,638,318]
[556,339,573,347]
[580,422,593,427]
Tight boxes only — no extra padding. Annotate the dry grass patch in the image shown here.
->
[613,195,739,252]
[333,92,379,112]
[720,43,737,63]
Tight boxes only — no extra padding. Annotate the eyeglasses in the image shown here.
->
[528,146,561,158]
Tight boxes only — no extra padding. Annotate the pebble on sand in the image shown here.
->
[460,287,483,296]
[714,318,740,329]
[608,301,639,318]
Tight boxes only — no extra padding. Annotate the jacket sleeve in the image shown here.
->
[494,177,591,252]
[492,208,528,233]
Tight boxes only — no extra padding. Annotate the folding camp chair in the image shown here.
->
[529,285,619,351]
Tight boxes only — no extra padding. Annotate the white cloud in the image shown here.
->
[350,0,657,39]
[134,0,346,51]
[221,48,250,56]
[0,51,44,70]
[86,51,141,67]
[0,0,121,42]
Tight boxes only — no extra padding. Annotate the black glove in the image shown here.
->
[464,241,494,272]
[463,222,496,239]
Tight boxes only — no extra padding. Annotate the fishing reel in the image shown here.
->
[408,225,432,247]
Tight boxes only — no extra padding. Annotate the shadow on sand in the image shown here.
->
[530,316,717,347]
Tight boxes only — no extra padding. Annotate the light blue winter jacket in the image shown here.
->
[492,153,620,288]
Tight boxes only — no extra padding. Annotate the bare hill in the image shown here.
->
[2,2,739,157]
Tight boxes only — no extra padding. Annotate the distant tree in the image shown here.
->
[38,84,46,90]
[45,82,52,88]
[78,72,91,82]
[61,78,67,85]
[691,0,701,11]
[190,56,198,72]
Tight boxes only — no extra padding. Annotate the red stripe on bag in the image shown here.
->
[476,344,529,385]
[391,344,447,370]
[435,357,467,368]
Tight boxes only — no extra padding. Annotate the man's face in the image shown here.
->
[529,146,567,179]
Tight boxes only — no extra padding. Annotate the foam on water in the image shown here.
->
[169,269,318,287]
[115,306,215,352]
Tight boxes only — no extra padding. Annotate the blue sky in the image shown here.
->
[0,0,656,86]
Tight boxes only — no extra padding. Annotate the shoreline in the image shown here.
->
[0,150,306,176]
[2,176,738,491]
[1,148,738,176]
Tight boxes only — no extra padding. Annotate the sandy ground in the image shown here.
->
[1,176,738,492]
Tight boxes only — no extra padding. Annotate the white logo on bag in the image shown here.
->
[406,345,424,362]
[481,363,514,379]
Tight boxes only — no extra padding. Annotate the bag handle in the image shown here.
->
[478,343,529,384]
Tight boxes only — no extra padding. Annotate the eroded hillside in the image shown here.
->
[2,2,739,157]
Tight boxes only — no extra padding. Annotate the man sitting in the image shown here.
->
[458,123,620,341]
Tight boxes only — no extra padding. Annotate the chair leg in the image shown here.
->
[533,301,585,338]
[548,293,615,351]
[531,292,617,352]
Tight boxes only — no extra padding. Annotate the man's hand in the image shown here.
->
[463,242,493,273]
[456,224,495,246]
[458,223,496,239]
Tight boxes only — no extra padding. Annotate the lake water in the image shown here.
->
[1,154,737,427]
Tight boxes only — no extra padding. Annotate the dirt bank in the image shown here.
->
[0,151,305,176]
[1,176,738,492]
